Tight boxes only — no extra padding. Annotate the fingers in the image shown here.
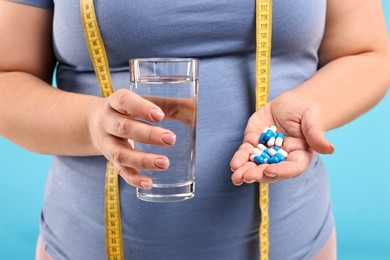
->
[262,149,313,179]
[230,143,253,171]
[230,136,308,170]
[104,137,170,188]
[230,142,282,184]
[303,125,335,154]
[231,161,256,185]
[103,134,170,190]
[108,89,165,122]
[144,96,197,126]
[104,110,176,146]
[230,125,283,171]
[104,137,170,171]
[114,165,153,189]
[231,137,313,184]
[232,151,312,184]
[301,108,335,154]
[88,89,179,189]
[231,161,277,185]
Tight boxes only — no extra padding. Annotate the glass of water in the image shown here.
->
[129,58,198,202]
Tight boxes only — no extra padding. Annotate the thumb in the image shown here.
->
[301,108,335,154]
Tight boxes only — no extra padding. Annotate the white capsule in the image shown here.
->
[275,133,284,147]
[250,154,256,162]
[252,148,262,156]
[267,137,276,146]
[257,144,268,151]
[267,148,278,157]
[279,149,288,158]
[273,147,288,158]
[270,125,277,133]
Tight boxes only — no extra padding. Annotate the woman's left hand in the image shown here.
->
[230,90,335,185]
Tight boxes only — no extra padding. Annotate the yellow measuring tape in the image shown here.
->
[256,0,272,259]
[80,1,124,259]
[80,0,272,259]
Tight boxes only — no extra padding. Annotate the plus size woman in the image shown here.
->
[0,0,389,259]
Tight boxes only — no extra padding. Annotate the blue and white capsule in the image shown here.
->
[274,153,285,162]
[267,135,276,147]
[259,127,270,144]
[257,143,268,152]
[264,126,277,141]
[250,155,279,165]
[267,148,285,162]
[275,133,285,147]
[252,147,270,159]
[265,156,280,164]
[250,155,266,165]
[270,125,277,134]
[271,146,289,158]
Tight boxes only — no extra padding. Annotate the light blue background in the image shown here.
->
[0,2,389,260]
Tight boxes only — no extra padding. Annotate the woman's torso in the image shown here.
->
[39,1,334,259]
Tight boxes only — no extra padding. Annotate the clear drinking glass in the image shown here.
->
[129,58,198,202]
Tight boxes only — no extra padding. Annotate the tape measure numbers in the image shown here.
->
[80,1,124,260]
[256,1,272,259]
[80,0,272,259]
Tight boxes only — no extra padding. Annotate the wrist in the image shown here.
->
[84,95,106,155]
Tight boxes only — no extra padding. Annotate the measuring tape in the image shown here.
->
[80,0,272,259]
[80,1,124,259]
[256,0,272,259]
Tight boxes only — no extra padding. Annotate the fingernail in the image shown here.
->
[264,172,277,178]
[150,108,165,122]
[231,168,235,172]
[140,181,152,189]
[161,133,176,145]
[329,144,335,154]
[244,180,256,184]
[155,158,169,169]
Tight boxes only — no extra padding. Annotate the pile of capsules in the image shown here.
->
[250,125,289,165]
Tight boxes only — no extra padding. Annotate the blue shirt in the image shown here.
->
[15,0,334,259]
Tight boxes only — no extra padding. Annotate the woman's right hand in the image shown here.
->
[88,89,177,189]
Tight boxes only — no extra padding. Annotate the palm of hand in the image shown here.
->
[230,97,334,184]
